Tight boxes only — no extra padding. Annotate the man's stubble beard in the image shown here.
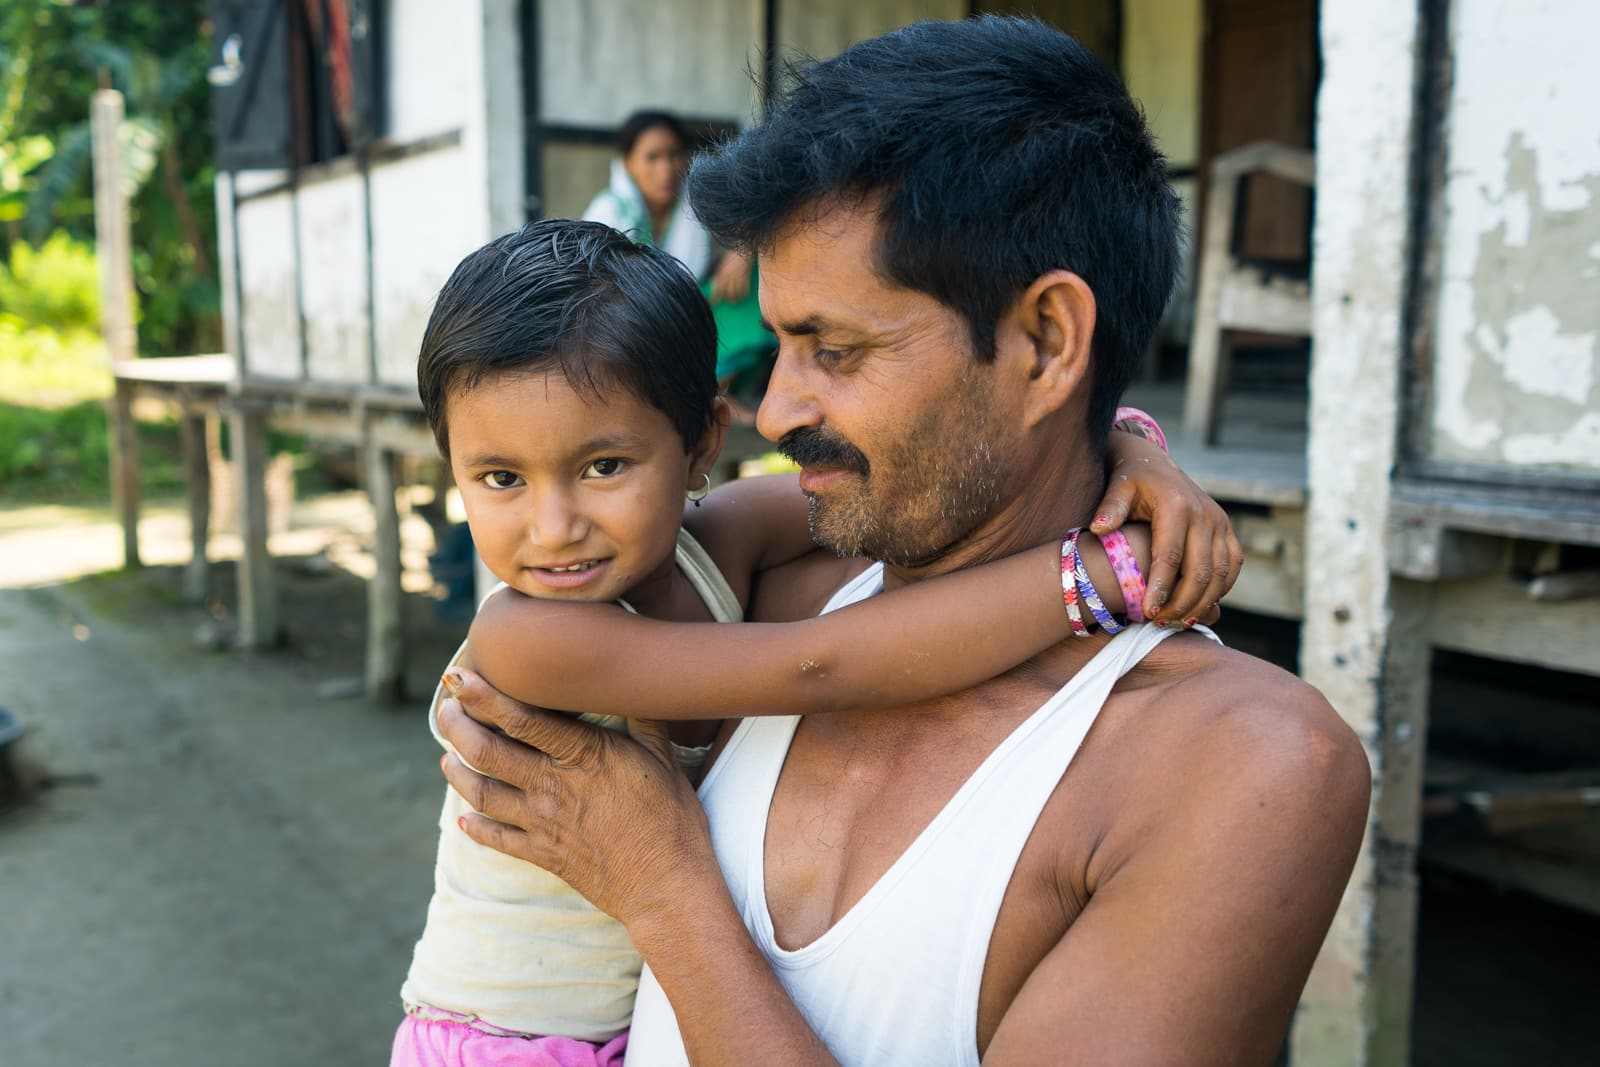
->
[806,375,1006,569]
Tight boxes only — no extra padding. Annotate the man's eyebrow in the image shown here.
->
[761,315,826,337]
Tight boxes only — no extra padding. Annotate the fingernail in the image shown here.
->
[457,816,469,832]
[1095,514,1110,527]
[441,669,462,695]
[1156,619,1168,629]
[439,753,449,769]
[1184,618,1198,628]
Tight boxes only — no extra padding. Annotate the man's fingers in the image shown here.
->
[441,749,540,823]
[455,810,534,861]
[447,667,600,765]
[627,718,679,769]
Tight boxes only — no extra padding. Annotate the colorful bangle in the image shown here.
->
[1097,529,1147,623]
[1061,532,1090,637]
[1074,546,1125,635]
[1112,405,1168,454]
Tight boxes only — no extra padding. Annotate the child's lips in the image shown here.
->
[525,558,610,590]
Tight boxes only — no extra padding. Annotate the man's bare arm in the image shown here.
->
[983,681,1370,1064]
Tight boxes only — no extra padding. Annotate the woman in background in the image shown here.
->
[583,111,770,411]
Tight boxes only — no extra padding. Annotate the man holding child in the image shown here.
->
[438,17,1369,1065]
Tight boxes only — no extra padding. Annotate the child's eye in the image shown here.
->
[584,458,625,478]
[481,470,524,489]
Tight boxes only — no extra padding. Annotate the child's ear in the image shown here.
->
[687,397,732,486]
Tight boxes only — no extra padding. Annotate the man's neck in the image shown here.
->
[881,439,1106,591]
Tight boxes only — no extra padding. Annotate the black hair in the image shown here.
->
[618,110,690,158]
[417,218,718,457]
[687,16,1180,442]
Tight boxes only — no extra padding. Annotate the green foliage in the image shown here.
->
[0,230,101,331]
[0,395,184,504]
[0,0,218,356]
[0,314,111,405]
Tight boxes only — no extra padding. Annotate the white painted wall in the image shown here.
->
[539,0,762,125]
[1428,0,1600,473]
[778,0,963,62]
[222,0,499,391]
[297,178,370,383]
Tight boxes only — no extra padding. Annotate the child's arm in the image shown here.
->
[465,528,1144,722]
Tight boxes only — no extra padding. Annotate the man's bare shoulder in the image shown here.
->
[1074,633,1371,877]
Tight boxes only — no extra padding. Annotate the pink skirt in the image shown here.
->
[390,1014,628,1067]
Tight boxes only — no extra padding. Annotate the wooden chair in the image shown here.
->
[1182,142,1316,445]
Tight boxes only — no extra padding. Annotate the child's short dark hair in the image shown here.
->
[418,219,718,457]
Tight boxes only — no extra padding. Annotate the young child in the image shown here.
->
[393,219,1233,1067]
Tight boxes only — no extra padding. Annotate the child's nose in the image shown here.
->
[526,495,586,550]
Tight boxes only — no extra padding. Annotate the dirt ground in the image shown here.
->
[2,495,1596,1066]
[0,494,463,1066]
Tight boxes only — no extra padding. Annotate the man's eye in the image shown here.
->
[482,470,523,489]
[584,458,624,478]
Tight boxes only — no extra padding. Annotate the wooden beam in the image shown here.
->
[231,410,279,648]
[180,414,212,603]
[1293,2,1426,1063]
[364,440,405,701]
[108,378,141,569]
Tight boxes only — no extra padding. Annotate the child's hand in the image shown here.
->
[1089,433,1243,626]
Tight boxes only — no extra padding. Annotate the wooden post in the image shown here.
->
[1293,2,1425,1063]
[1182,164,1238,444]
[180,413,212,603]
[231,408,279,648]
[92,90,140,568]
[365,438,406,700]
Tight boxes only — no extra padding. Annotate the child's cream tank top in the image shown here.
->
[399,528,741,1040]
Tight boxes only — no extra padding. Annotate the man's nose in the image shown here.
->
[756,348,821,444]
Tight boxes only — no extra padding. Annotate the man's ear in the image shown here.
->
[688,396,732,487]
[997,270,1096,430]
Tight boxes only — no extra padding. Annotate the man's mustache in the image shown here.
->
[777,427,870,475]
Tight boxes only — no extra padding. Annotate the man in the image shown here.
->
[438,17,1369,1065]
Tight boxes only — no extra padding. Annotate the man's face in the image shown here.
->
[755,201,1019,568]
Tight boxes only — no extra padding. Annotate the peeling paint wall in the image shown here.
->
[224,0,495,391]
[1428,0,1600,473]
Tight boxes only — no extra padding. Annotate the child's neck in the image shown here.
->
[619,553,711,623]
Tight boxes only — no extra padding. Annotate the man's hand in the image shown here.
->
[435,668,720,928]
[1091,433,1243,625]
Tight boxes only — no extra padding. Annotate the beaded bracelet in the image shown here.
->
[1097,529,1147,623]
[1074,544,1125,635]
[1061,532,1090,637]
[1112,405,1169,455]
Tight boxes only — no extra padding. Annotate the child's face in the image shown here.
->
[447,370,702,608]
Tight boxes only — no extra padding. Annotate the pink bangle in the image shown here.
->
[1097,529,1147,623]
[1061,533,1090,637]
[1112,406,1168,454]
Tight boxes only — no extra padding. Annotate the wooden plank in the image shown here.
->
[1181,154,1239,444]
[91,91,136,366]
[180,414,212,603]
[231,410,280,648]
[1293,2,1425,1062]
[364,441,405,701]
[1428,575,1599,678]
[108,378,142,569]
[111,354,237,386]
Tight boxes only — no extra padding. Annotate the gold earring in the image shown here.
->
[686,473,711,507]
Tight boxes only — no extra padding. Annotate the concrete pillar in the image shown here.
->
[1293,1,1426,1062]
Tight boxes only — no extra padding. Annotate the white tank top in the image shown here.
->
[400,528,741,1041]
[626,563,1190,1066]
